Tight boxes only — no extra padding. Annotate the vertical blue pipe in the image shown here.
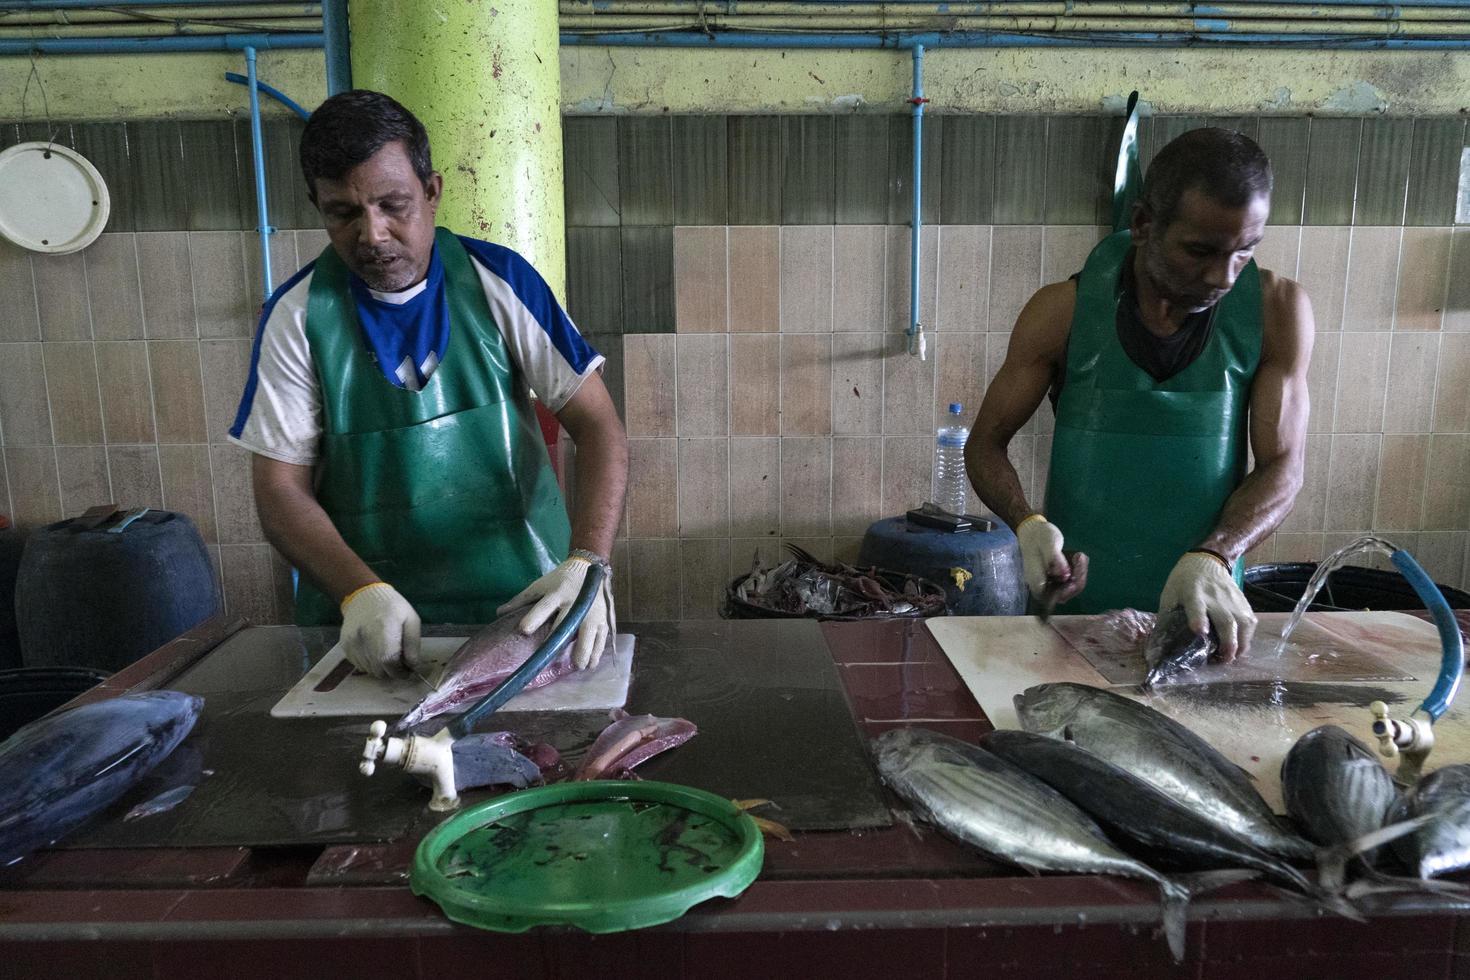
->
[908,42,925,357]
[322,0,351,95]
[245,46,274,300]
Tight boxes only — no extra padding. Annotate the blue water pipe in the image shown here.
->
[322,0,351,95]
[1390,549,1465,722]
[907,43,925,358]
[0,33,323,55]
[560,31,1470,50]
[224,71,310,120]
[244,46,275,300]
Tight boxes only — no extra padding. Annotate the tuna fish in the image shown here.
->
[1143,606,1218,689]
[981,729,1314,894]
[0,691,203,866]
[874,727,1237,962]
[1282,725,1398,857]
[573,709,697,780]
[1389,764,1470,879]
[394,610,585,732]
[1014,682,1314,862]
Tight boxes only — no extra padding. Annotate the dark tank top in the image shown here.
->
[1052,249,1216,405]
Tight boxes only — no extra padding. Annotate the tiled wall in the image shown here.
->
[1,114,1468,626]
[565,114,1470,620]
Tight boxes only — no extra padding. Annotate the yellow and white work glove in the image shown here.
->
[1158,550,1257,661]
[340,582,421,678]
[1016,514,1069,599]
[497,550,616,670]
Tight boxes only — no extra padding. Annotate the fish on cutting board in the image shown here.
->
[394,609,610,732]
[1143,605,1219,689]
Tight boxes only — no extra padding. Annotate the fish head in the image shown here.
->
[1013,683,1088,737]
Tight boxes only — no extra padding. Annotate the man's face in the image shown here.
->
[1132,186,1269,314]
[313,140,442,292]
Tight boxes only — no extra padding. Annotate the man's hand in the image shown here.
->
[498,554,615,670]
[1158,552,1257,661]
[1016,515,1087,607]
[340,583,421,678]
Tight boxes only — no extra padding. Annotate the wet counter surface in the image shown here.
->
[4,616,1470,979]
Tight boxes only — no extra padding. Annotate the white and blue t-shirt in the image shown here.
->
[229,236,603,465]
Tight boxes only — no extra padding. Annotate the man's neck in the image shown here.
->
[1128,258,1190,339]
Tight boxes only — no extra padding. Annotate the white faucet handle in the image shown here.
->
[360,719,389,776]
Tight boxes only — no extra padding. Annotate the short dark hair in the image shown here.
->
[1139,127,1272,229]
[299,89,434,202]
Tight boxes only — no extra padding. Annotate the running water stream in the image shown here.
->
[1273,535,1400,657]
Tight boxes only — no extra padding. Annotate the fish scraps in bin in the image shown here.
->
[731,543,946,619]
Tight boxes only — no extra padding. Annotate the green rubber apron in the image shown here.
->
[294,228,571,626]
[1042,230,1261,614]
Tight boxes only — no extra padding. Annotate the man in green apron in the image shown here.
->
[230,91,627,678]
[965,128,1313,660]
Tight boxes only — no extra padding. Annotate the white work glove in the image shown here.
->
[340,583,421,678]
[1015,514,1087,607]
[1158,550,1257,661]
[497,552,616,670]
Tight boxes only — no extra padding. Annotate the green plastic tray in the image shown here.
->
[411,780,764,933]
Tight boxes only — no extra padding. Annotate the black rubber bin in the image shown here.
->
[0,666,109,741]
[1244,562,1470,613]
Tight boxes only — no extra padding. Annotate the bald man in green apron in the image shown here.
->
[966,128,1314,659]
[230,91,627,678]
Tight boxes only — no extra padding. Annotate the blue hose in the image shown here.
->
[447,564,606,739]
[224,72,311,121]
[1391,549,1464,722]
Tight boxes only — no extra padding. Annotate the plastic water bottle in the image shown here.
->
[932,402,970,515]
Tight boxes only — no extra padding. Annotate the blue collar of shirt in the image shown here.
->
[346,244,452,391]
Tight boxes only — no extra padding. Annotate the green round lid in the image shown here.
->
[411,780,764,933]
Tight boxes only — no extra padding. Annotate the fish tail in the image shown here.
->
[1343,870,1470,901]
[1157,870,1256,964]
[1316,815,1432,893]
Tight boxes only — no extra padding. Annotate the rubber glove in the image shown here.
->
[1015,514,1086,606]
[1158,551,1257,661]
[340,583,421,678]
[497,552,615,670]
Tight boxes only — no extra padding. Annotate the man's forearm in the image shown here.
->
[1197,457,1304,565]
[567,430,628,561]
[255,479,380,604]
[966,441,1035,530]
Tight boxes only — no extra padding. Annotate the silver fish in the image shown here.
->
[875,727,1225,962]
[1143,606,1217,689]
[1389,764,1470,879]
[1282,725,1398,857]
[394,610,580,732]
[982,729,1313,894]
[573,709,697,780]
[1015,682,1314,862]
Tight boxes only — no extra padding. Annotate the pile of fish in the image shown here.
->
[0,691,202,866]
[875,681,1470,963]
[729,544,946,620]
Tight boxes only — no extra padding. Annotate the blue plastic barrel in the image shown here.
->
[857,514,1027,616]
[16,510,221,672]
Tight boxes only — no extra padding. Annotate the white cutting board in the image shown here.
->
[928,611,1469,810]
[269,633,635,720]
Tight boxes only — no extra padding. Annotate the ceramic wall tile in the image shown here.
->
[1342,226,1402,331]
[730,334,780,437]
[5,447,60,529]
[937,225,990,333]
[673,226,728,333]
[940,115,995,225]
[832,225,885,333]
[833,115,888,224]
[671,115,728,226]
[677,438,729,538]
[562,116,621,227]
[729,437,780,539]
[831,436,883,536]
[159,443,219,544]
[675,334,728,437]
[779,334,831,436]
[779,225,834,333]
[84,234,144,340]
[566,226,623,337]
[55,445,110,519]
[1433,334,1470,432]
[622,334,677,438]
[0,343,51,446]
[831,332,885,436]
[107,444,164,510]
[779,436,831,537]
[617,116,673,226]
[626,438,678,539]
[33,252,91,341]
[137,232,197,339]
[1324,433,1381,532]
[148,340,207,444]
[727,226,779,333]
[1383,334,1440,432]
[0,239,39,342]
[1395,227,1451,332]
[782,116,835,225]
[1375,434,1430,531]
[42,342,102,446]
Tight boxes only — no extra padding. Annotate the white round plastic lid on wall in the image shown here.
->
[0,141,110,254]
